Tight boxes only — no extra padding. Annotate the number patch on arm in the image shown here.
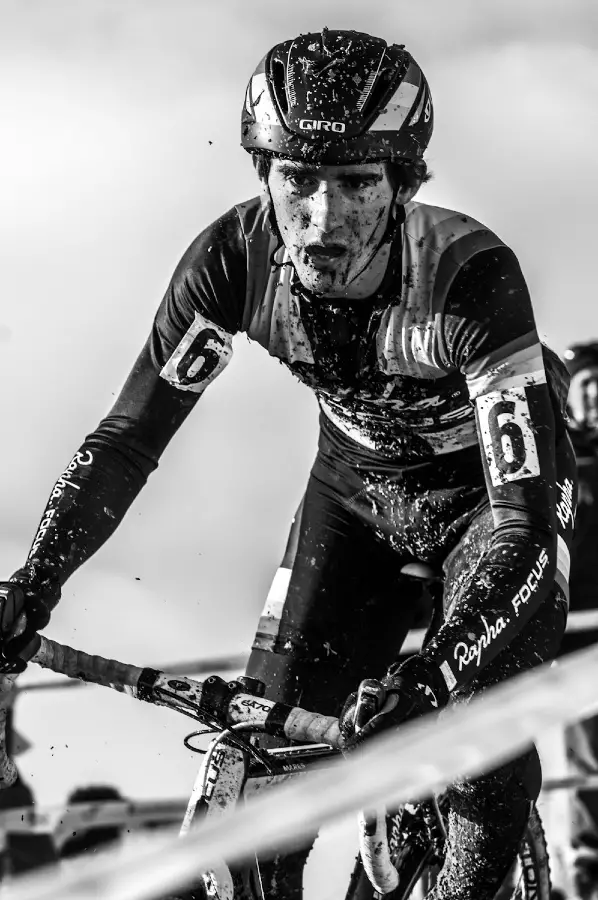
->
[476,386,540,486]
[160,310,233,393]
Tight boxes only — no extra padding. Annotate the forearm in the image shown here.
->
[421,526,559,694]
[8,215,245,611]
[19,334,206,588]
[21,434,152,587]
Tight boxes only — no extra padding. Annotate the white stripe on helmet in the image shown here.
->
[248,72,279,125]
[374,80,419,131]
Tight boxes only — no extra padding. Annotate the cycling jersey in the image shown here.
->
[154,197,566,462]
[20,196,573,697]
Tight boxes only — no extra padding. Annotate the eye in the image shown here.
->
[288,174,314,188]
[281,170,316,189]
[340,174,380,190]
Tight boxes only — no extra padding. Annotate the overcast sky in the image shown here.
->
[0,4,597,879]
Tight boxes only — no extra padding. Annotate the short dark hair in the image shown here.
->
[388,159,431,191]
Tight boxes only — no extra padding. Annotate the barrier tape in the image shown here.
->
[18,609,598,694]
[3,643,598,900]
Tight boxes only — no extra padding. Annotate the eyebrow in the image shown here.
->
[277,163,382,178]
[277,162,317,175]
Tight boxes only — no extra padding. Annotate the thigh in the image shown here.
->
[246,472,423,718]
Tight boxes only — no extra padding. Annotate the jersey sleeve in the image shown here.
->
[419,246,573,692]
[19,208,248,591]
[148,206,245,391]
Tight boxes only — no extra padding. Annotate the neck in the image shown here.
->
[322,201,405,300]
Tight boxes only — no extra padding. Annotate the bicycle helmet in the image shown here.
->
[564,342,598,378]
[241,28,432,164]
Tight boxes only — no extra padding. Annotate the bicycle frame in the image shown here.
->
[0,635,551,900]
[181,738,340,899]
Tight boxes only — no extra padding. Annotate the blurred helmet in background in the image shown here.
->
[564,342,598,434]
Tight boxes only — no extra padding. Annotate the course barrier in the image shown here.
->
[2,642,598,900]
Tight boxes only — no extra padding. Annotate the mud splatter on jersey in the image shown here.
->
[19,195,573,708]
[156,197,565,466]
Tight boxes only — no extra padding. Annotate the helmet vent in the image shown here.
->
[270,56,290,116]
[286,61,298,108]
[359,67,396,121]
[355,49,389,118]
[356,70,378,112]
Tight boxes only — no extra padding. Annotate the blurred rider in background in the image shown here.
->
[563,343,598,900]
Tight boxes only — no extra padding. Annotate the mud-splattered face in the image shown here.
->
[267,160,394,297]
[568,366,598,431]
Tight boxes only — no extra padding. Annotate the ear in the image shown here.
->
[394,183,421,205]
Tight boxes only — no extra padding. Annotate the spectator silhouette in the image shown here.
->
[59,784,126,858]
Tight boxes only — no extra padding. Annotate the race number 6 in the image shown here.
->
[476,386,540,486]
[160,310,233,394]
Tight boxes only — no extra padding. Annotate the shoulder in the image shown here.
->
[233,194,271,242]
[404,200,500,238]
[404,200,507,262]
[154,201,264,340]
[173,201,258,277]
[170,195,273,290]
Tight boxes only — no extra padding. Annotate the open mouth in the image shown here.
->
[305,244,347,260]
[305,244,347,264]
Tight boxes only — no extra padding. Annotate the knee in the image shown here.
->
[450,746,542,819]
[255,837,316,899]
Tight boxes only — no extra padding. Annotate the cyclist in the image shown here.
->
[0,29,576,900]
[562,342,598,900]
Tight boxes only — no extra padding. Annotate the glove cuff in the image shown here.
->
[7,567,60,641]
[384,655,450,712]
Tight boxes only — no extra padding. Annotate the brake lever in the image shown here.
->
[354,679,387,733]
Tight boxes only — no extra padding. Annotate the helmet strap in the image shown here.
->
[339,194,405,290]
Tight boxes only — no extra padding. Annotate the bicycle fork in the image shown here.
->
[181,738,248,900]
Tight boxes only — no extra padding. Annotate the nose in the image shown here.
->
[311,182,343,233]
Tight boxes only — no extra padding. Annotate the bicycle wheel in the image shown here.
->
[344,802,551,900]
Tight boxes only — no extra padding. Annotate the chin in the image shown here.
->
[295,269,331,295]
[295,266,347,297]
